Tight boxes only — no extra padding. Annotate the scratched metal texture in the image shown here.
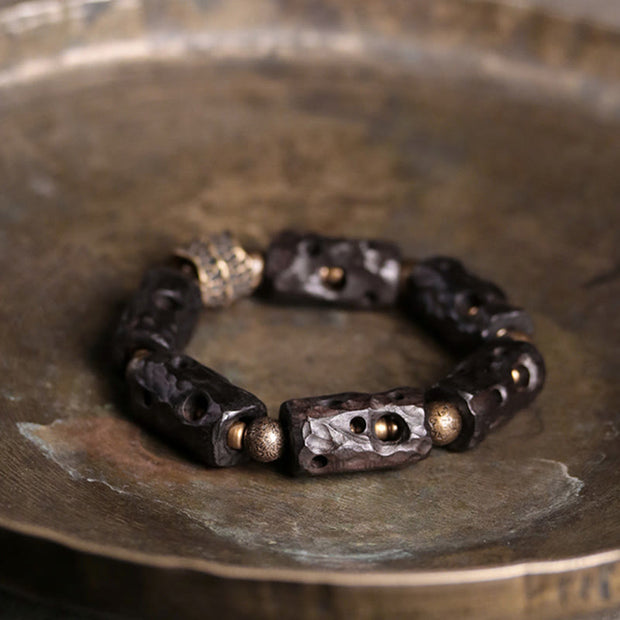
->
[0,0,618,618]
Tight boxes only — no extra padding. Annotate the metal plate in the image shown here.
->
[0,1,618,618]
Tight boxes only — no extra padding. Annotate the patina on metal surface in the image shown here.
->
[0,0,618,618]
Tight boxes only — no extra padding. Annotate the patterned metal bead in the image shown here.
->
[262,230,402,309]
[425,340,546,451]
[244,417,285,463]
[174,232,263,307]
[125,350,267,467]
[279,387,432,475]
[403,257,534,350]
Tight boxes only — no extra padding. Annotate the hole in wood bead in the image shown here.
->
[374,414,405,442]
[171,355,191,370]
[182,392,210,422]
[364,290,379,305]
[460,292,484,317]
[311,455,328,468]
[350,416,366,434]
[142,388,153,408]
[319,266,346,290]
[511,364,530,389]
[153,290,179,311]
[306,239,322,257]
[490,388,505,405]
[170,256,199,279]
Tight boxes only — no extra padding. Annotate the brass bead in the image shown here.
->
[319,265,346,289]
[495,328,532,343]
[227,421,247,451]
[374,415,402,441]
[173,233,263,307]
[426,402,462,446]
[244,417,284,463]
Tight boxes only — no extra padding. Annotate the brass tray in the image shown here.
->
[0,1,618,618]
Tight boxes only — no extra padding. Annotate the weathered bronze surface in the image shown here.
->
[0,0,618,618]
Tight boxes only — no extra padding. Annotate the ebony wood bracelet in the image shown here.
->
[112,230,545,476]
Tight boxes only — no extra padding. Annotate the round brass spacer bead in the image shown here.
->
[426,402,462,446]
[374,416,401,441]
[319,265,346,289]
[227,420,247,451]
[244,417,285,463]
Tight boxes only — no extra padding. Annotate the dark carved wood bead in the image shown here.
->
[262,230,402,308]
[112,266,203,370]
[125,351,267,467]
[279,387,432,475]
[403,257,534,350]
[425,340,546,451]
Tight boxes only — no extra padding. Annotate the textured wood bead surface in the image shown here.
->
[112,266,203,370]
[279,387,431,475]
[425,340,546,451]
[262,230,402,308]
[404,257,534,350]
[125,351,267,467]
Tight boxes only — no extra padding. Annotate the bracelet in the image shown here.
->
[112,230,545,476]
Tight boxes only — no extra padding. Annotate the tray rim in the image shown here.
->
[2,514,619,587]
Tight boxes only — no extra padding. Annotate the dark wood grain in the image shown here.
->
[262,230,401,308]
[403,257,533,350]
[125,351,266,467]
[426,341,546,451]
[112,266,202,370]
[280,387,431,475]
[0,0,619,617]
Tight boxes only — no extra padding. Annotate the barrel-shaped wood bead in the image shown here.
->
[279,387,432,475]
[262,230,402,308]
[425,340,545,451]
[403,257,533,350]
[112,266,203,369]
[125,351,267,467]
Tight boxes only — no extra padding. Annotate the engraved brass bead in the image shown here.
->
[174,233,264,307]
[426,402,462,446]
[227,420,247,451]
[244,417,284,463]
